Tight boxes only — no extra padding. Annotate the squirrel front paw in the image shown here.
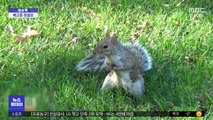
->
[104,63,118,71]
[105,64,113,71]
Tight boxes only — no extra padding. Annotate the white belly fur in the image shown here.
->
[116,71,132,91]
[115,71,144,97]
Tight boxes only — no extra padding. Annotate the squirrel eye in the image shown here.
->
[103,45,108,49]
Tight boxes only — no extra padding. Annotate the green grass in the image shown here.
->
[0,0,213,120]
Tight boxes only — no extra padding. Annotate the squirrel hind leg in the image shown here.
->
[128,79,144,100]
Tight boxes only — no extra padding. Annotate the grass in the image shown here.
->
[0,0,212,119]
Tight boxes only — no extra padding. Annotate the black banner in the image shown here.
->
[9,111,205,117]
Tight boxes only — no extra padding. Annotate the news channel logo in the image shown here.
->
[8,95,37,117]
[8,8,38,18]
[8,95,25,117]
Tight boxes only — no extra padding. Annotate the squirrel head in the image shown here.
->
[94,31,117,55]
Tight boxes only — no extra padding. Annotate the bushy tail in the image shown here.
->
[76,44,152,72]
[124,44,152,72]
[76,54,105,71]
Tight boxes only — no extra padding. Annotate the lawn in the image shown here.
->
[0,0,212,120]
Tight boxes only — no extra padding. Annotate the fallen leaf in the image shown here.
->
[7,25,40,43]
[16,29,40,43]
[7,25,16,36]
[184,53,200,66]
[71,33,78,43]
[184,56,194,64]
[104,26,108,32]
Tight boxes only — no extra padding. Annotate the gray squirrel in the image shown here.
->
[76,31,152,99]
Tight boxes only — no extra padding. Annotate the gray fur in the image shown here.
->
[76,54,105,71]
[124,44,152,71]
[76,44,152,72]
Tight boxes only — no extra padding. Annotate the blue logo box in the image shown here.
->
[8,8,38,12]
[8,8,38,18]
[8,95,25,117]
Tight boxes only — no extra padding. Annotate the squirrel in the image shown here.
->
[76,31,152,99]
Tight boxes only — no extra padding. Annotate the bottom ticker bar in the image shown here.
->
[9,111,205,117]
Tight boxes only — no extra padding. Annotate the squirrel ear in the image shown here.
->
[105,30,110,39]
[111,33,117,44]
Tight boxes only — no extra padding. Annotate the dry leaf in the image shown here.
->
[7,25,16,36]
[16,30,40,43]
[71,33,78,43]
[96,23,101,29]
[61,5,65,10]
[184,54,199,65]
[130,22,150,42]
[104,26,108,32]
[7,25,40,43]
[17,26,40,43]
[141,21,151,29]
[7,25,15,33]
